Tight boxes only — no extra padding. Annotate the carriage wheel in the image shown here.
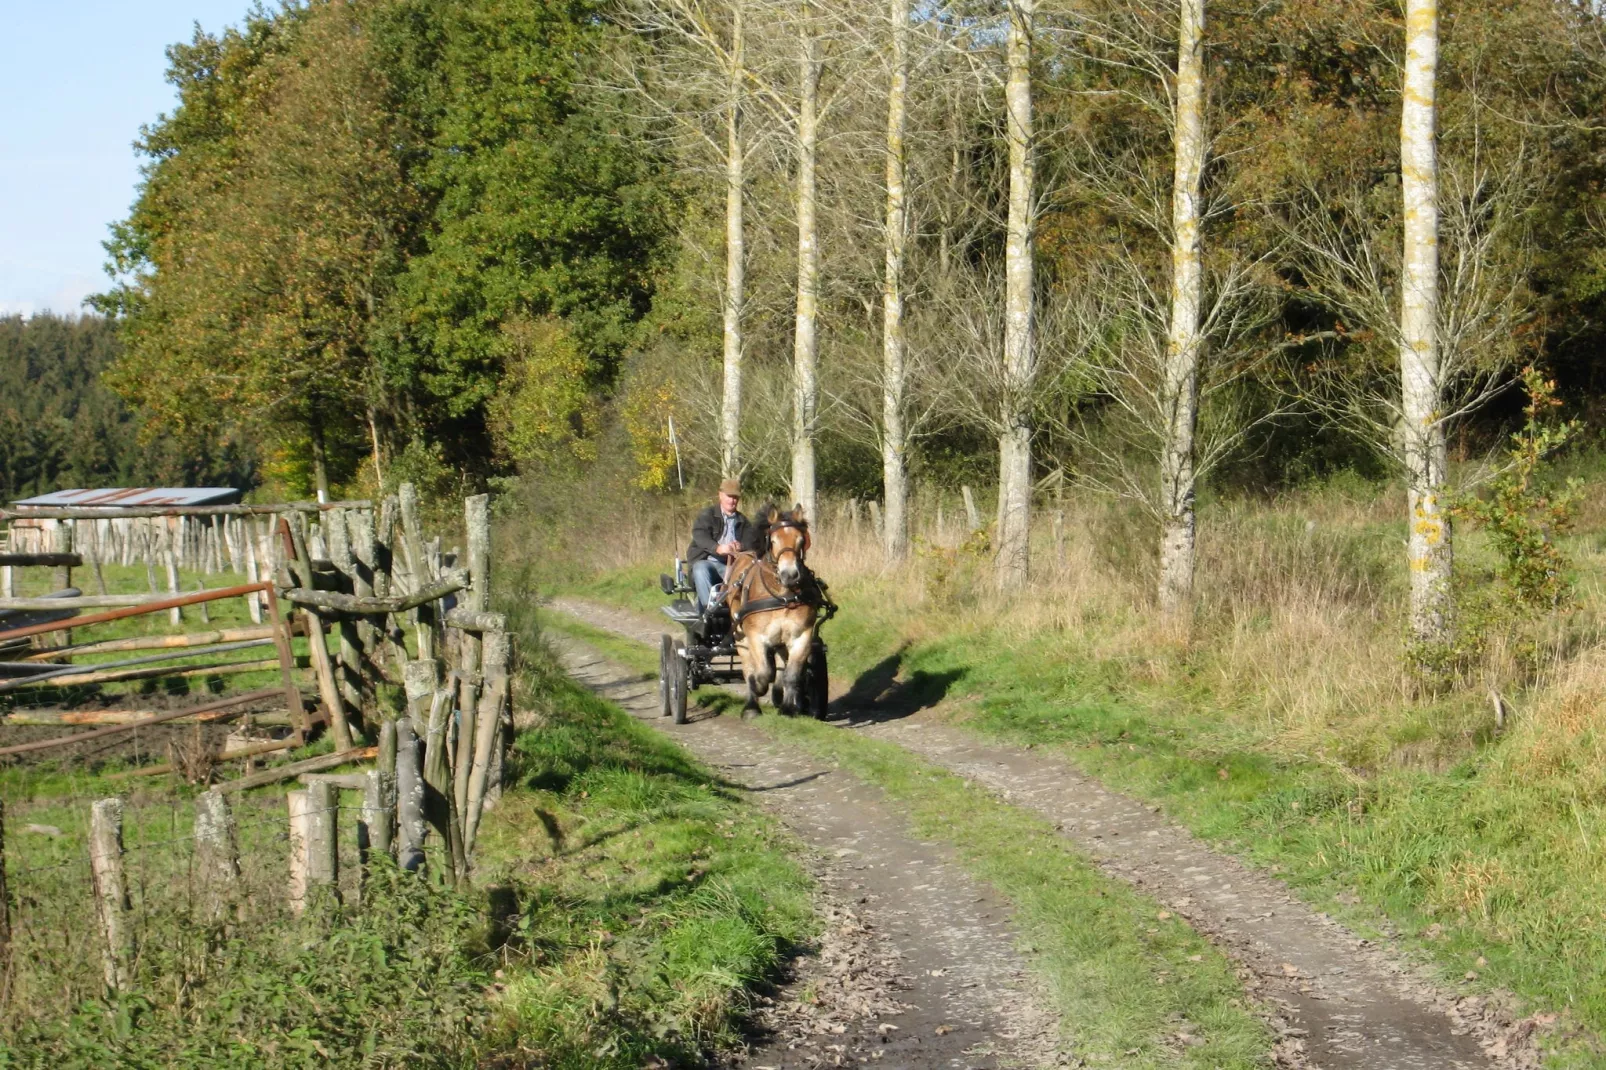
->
[658,634,675,718]
[669,637,690,725]
[806,644,830,720]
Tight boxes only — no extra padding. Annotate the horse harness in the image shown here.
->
[727,519,836,627]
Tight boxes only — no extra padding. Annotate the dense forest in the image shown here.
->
[0,314,252,499]
[90,0,1606,636]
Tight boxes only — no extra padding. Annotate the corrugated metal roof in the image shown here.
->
[11,488,242,507]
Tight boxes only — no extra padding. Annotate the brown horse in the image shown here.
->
[724,504,823,716]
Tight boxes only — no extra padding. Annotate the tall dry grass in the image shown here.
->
[550,474,1606,774]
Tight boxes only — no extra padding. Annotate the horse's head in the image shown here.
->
[766,503,810,588]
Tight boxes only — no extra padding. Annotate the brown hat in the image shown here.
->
[718,478,742,497]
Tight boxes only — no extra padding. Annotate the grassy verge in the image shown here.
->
[540,611,1275,1069]
[548,573,1601,1065]
[1,612,813,1068]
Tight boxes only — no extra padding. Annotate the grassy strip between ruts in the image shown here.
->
[541,611,1276,1069]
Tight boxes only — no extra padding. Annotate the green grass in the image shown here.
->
[1,592,816,1068]
[540,612,1275,1068]
[467,595,817,1067]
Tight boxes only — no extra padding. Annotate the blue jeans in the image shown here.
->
[692,558,727,610]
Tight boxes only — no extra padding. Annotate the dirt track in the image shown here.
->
[554,635,1060,1069]
[550,596,1553,1070]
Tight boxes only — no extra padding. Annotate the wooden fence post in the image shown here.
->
[243,533,264,624]
[454,494,490,821]
[89,798,131,992]
[359,767,394,863]
[0,798,10,967]
[164,545,183,626]
[306,780,339,904]
[395,718,426,872]
[194,791,241,926]
[464,629,511,853]
[287,789,310,915]
[263,584,307,743]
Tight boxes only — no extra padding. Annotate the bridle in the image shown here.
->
[765,517,810,575]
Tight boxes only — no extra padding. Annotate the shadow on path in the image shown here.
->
[832,642,964,723]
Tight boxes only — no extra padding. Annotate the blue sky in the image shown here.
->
[1,0,255,317]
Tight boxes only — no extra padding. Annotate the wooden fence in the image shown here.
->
[0,486,513,1002]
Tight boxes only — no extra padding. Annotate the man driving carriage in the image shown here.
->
[687,478,749,611]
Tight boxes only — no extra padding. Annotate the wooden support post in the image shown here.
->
[306,780,339,903]
[379,717,397,779]
[397,484,436,662]
[360,767,394,862]
[52,521,73,592]
[287,789,311,915]
[0,566,11,598]
[454,494,490,820]
[0,798,9,967]
[287,513,353,749]
[464,629,510,853]
[164,545,183,626]
[395,718,426,872]
[243,534,264,624]
[327,509,364,720]
[193,791,241,926]
[263,588,306,742]
[89,798,131,992]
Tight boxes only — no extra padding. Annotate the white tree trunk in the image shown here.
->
[881,0,910,560]
[791,4,821,521]
[1158,0,1206,616]
[996,0,1036,590]
[1401,0,1450,645]
[722,5,747,479]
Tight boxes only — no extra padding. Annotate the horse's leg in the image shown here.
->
[767,646,783,709]
[780,625,813,715]
[737,640,764,718]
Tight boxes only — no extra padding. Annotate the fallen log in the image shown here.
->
[212,746,377,794]
[0,688,284,757]
[105,739,295,780]
[280,570,468,616]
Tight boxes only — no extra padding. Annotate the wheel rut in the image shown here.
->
[552,634,1060,1069]
[549,596,1554,1070]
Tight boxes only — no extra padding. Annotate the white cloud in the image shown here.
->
[0,274,100,319]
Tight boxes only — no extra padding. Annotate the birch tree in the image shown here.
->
[1399,0,1449,645]
[997,0,1037,590]
[792,1,822,519]
[1157,0,1205,615]
[614,0,758,478]
[881,0,911,559]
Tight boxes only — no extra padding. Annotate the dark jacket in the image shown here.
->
[688,504,750,563]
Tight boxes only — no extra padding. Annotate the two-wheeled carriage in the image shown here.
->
[657,556,831,723]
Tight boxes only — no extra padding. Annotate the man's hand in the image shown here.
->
[717,540,740,557]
